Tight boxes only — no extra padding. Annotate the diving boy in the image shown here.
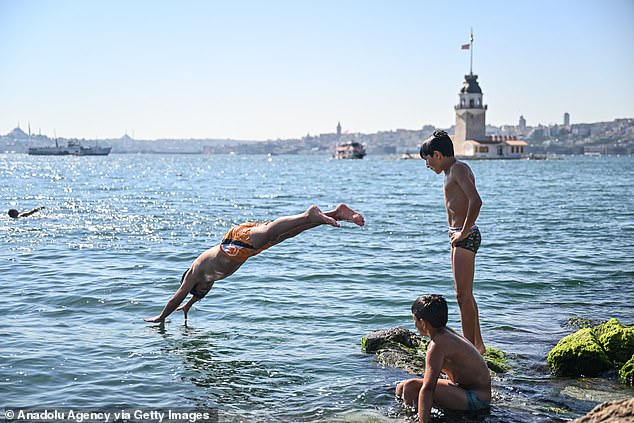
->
[144,204,364,323]
[396,294,491,423]
[419,130,485,353]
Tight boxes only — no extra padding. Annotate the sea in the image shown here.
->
[1,154,633,422]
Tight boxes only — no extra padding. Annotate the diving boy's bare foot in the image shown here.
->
[333,204,365,226]
[307,205,340,227]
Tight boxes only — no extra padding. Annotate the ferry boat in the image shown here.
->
[28,139,111,156]
[333,141,366,159]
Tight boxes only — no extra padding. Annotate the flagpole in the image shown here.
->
[470,28,474,75]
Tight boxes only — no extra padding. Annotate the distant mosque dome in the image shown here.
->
[460,74,482,94]
[8,127,29,139]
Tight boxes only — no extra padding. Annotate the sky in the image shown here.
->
[1,0,632,141]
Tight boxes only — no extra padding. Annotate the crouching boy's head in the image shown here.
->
[411,294,448,335]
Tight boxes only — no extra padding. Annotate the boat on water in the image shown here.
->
[333,141,366,159]
[28,139,111,156]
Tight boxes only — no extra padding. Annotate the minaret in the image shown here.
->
[519,115,527,132]
[336,121,342,139]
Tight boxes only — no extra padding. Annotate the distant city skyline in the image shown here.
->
[1,0,632,141]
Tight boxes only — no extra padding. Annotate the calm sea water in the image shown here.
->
[1,154,633,422]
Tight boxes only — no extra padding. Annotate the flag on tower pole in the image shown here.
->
[461,28,475,75]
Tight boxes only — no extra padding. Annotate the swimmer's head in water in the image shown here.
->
[8,209,19,218]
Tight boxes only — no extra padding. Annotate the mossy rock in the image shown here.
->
[618,354,634,386]
[361,327,427,353]
[593,318,634,366]
[483,347,510,373]
[361,327,428,374]
[547,327,612,377]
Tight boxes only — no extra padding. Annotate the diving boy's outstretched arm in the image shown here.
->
[144,271,197,323]
[175,295,200,320]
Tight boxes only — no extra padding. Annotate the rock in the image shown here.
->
[547,328,612,377]
[361,327,428,374]
[547,319,634,380]
[618,355,634,386]
[361,327,427,353]
[571,397,634,423]
[361,327,508,375]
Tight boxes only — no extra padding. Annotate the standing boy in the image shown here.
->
[396,294,491,423]
[419,130,485,353]
[144,204,364,323]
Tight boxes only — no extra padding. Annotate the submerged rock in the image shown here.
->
[571,397,634,423]
[547,318,634,382]
[361,327,508,375]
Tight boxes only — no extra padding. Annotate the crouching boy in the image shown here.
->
[396,294,491,422]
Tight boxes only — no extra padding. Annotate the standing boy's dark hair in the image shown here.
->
[419,130,455,158]
[411,294,448,328]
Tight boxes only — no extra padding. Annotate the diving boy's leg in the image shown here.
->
[249,204,364,249]
[452,247,486,354]
[330,203,365,226]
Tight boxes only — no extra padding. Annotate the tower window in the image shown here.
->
[470,99,474,107]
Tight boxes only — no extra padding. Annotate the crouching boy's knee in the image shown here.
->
[396,379,423,407]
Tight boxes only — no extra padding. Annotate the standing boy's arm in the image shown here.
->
[452,164,482,244]
[418,342,444,423]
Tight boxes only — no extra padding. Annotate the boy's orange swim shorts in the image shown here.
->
[220,221,271,263]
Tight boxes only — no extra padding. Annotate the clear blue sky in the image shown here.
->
[1,0,632,140]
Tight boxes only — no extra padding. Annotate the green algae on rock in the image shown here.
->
[618,354,634,386]
[547,328,612,377]
[547,318,634,381]
[595,318,634,366]
[483,347,510,373]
